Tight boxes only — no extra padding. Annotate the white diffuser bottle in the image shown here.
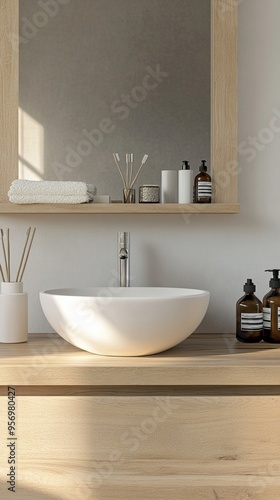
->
[178,161,193,204]
[160,170,178,203]
[0,282,28,343]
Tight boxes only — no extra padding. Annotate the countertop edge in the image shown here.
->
[1,333,280,387]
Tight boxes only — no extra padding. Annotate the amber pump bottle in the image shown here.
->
[236,279,263,343]
[263,269,280,343]
[194,160,212,203]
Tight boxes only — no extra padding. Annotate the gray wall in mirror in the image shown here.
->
[19,0,210,201]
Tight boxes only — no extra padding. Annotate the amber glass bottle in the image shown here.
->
[236,279,263,343]
[263,269,280,343]
[194,160,212,203]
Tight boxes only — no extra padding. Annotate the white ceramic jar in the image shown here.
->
[0,282,28,343]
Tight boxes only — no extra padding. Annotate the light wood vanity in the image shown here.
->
[0,332,280,499]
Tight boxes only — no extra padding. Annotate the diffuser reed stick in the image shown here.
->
[130,154,149,187]
[129,153,134,187]
[18,227,36,282]
[113,153,149,194]
[0,264,5,282]
[113,153,127,189]
[0,227,36,283]
[7,228,10,282]
[15,227,31,282]
[126,153,130,189]
[1,229,9,280]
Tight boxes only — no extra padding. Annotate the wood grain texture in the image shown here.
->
[211,0,238,203]
[0,0,238,214]
[0,332,280,387]
[1,395,280,499]
[0,202,240,214]
[0,330,279,499]
[0,0,18,202]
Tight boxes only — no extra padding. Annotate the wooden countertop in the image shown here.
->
[0,332,280,387]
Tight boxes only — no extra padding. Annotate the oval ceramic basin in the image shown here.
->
[40,287,210,356]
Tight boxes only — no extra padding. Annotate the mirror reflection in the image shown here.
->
[19,0,210,201]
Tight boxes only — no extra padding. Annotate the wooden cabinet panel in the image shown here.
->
[1,395,280,499]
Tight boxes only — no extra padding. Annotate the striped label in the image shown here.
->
[263,307,271,329]
[241,312,263,331]
[263,307,280,330]
[198,182,212,199]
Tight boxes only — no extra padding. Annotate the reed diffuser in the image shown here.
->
[0,227,36,344]
[0,227,36,283]
[113,153,149,203]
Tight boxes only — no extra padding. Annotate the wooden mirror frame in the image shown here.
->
[0,0,238,214]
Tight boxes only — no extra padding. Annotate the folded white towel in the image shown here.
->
[9,180,96,196]
[8,180,96,204]
[9,194,94,204]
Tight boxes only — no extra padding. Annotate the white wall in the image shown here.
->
[2,0,280,334]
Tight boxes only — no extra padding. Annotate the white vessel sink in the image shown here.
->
[40,287,209,356]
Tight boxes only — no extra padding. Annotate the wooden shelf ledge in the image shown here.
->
[0,202,240,214]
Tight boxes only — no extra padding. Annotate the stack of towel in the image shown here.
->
[8,180,97,204]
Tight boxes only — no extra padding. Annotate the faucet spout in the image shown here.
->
[118,232,130,287]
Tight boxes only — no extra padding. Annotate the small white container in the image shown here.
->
[160,170,178,203]
[178,161,193,204]
[0,282,28,343]
[93,195,111,203]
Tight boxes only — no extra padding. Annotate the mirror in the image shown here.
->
[19,0,210,201]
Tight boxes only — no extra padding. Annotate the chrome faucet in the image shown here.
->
[118,232,130,287]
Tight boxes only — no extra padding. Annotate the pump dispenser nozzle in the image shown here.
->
[244,278,256,293]
[182,161,190,170]
[199,160,207,172]
[265,269,280,288]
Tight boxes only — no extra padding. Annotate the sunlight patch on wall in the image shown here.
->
[18,108,44,180]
